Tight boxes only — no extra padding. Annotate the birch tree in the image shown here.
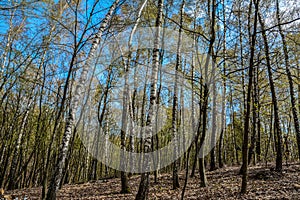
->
[171,0,185,190]
[135,0,163,199]
[46,1,120,199]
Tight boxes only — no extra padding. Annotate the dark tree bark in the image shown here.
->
[248,64,258,165]
[256,63,261,162]
[8,93,34,190]
[275,0,300,160]
[258,12,283,172]
[218,0,227,169]
[199,85,209,187]
[208,0,217,173]
[241,0,259,194]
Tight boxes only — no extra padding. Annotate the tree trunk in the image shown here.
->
[241,0,259,194]
[248,65,258,165]
[219,0,227,169]
[208,0,217,173]
[256,63,261,162]
[275,0,300,160]
[210,83,217,171]
[258,13,283,172]
[199,85,209,187]
[135,0,163,199]
[171,0,185,190]
[46,1,119,199]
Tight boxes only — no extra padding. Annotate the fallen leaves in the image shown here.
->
[0,188,12,200]
[293,184,300,190]
[4,163,300,199]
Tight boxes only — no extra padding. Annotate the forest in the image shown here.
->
[0,0,299,199]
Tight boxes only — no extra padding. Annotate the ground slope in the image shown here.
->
[6,163,300,199]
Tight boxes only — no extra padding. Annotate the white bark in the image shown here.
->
[136,0,163,199]
[46,1,120,199]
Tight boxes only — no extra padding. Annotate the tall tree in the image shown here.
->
[135,0,163,199]
[46,1,120,199]
[119,0,148,194]
[171,0,185,190]
[218,0,227,169]
[258,12,283,172]
[275,0,300,160]
[198,0,217,187]
[241,0,259,194]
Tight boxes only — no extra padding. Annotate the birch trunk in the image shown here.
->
[46,1,119,199]
[172,0,185,190]
[135,0,163,199]
[120,0,148,193]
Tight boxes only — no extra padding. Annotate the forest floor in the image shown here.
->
[6,163,300,199]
